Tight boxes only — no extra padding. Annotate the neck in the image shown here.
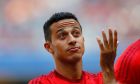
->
[55,59,82,81]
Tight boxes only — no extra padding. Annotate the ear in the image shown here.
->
[44,41,54,54]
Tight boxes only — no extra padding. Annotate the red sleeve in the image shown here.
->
[115,39,140,84]
[28,79,51,84]
[28,79,40,84]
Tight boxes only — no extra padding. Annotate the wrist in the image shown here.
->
[102,68,116,84]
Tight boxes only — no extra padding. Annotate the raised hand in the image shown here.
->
[97,28,118,84]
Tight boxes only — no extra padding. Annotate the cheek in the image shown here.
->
[81,43,85,52]
[52,41,67,54]
[80,38,85,51]
[79,37,85,46]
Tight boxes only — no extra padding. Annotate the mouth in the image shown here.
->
[67,47,80,52]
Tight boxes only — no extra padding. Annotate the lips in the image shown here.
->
[67,47,80,52]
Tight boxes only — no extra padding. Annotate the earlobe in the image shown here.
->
[44,42,54,54]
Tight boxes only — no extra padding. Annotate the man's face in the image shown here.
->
[45,19,85,64]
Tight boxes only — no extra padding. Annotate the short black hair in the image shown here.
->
[43,12,81,42]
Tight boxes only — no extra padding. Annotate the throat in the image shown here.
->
[55,69,83,81]
[55,60,83,81]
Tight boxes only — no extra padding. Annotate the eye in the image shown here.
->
[57,32,67,40]
[72,30,81,37]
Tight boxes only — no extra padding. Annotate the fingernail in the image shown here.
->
[96,36,100,40]
[117,41,119,44]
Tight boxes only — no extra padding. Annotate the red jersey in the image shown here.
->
[28,70,103,84]
[115,39,140,84]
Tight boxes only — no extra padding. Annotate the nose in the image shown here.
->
[68,34,76,46]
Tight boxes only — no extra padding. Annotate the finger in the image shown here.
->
[109,29,113,49]
[117,41,119,47]
[102,30,109,48]
[96,36,104,51]
[114,30,118,49]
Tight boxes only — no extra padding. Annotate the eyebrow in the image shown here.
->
[56,28,64,34]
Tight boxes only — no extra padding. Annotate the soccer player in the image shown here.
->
[115,39,140,84]
[29,12,118,84]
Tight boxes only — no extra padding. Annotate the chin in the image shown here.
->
[58,53,83,64]
[67,54,82,64]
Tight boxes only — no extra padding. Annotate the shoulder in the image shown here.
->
[115,39,140,69]
[28,71,55,84]
[115,39,140,72]
[83,71,102,80]
[115,39,140,84]
[83,71,103,84]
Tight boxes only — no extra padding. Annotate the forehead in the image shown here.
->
[50,19,80,32]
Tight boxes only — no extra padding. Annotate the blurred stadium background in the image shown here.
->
[0,0,140,84]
